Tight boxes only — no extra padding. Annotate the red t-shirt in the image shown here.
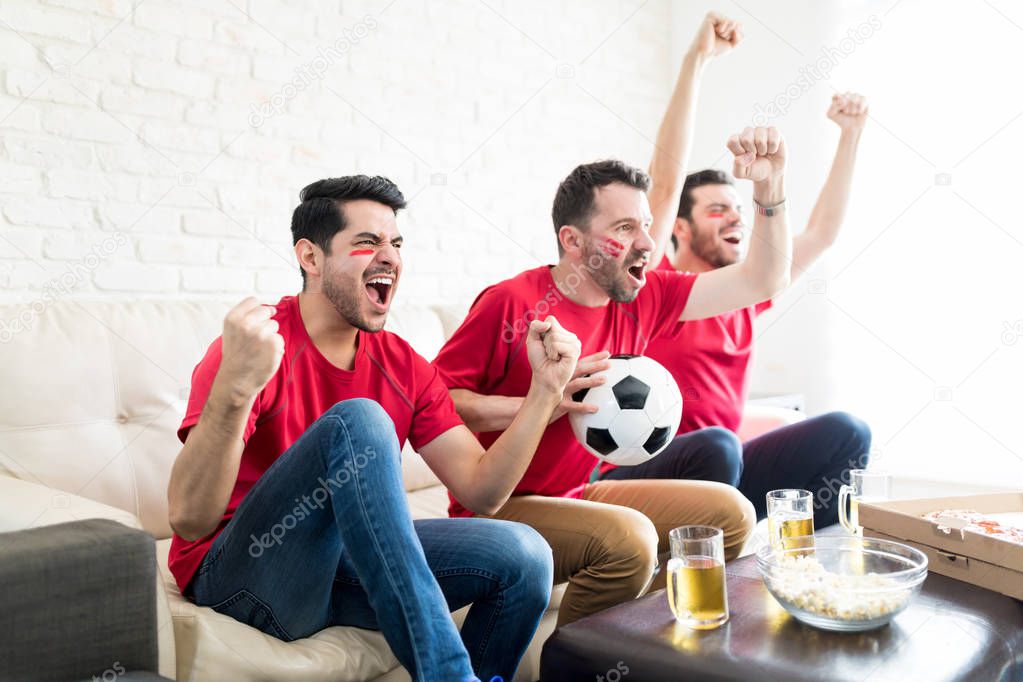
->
[644,255,771,436]
[168,295,463,593]
[433,265,697,517]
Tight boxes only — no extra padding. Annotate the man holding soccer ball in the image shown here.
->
[434,14,790,626]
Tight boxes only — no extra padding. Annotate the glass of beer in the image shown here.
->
[667,525,728,630]
[839,470,892,536]
[766,489,815,552]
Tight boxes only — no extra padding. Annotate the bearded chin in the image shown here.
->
[710,247,740,268]
[583,245,639,303]
[692,230,740,269]
[322,275,384,332]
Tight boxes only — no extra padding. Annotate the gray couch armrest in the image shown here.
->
[0,519,167,682]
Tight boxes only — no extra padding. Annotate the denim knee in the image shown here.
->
[491,522,553,602]
[321,399,398,446]
[690,426,743,485]
[318,398,400,468]
[324,398,395,429]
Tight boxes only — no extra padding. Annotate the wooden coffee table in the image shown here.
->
[541,541,1023,681]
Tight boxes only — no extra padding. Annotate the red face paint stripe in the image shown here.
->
[598,238,625,258]
[348,249,375,256]
[706,213,725,218]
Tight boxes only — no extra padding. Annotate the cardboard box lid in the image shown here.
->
[859,492,1023,572]
[866,529,1023,601]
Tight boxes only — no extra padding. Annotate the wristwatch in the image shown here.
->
[754,198,786,217]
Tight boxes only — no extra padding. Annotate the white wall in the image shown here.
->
[0,0,672,308]
[5,0,1021,489]
[671,0,1023,488]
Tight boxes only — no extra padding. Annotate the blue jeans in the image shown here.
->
[188,398,553,682]
[601,412,872,527]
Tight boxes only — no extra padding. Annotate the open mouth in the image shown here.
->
[721,227,744,246]
[627,263,646,284]
[364,274,394,311]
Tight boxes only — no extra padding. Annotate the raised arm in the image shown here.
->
[168,298,284,541]
[648,12,743,266]
[681,127,791,320]
[419,317,583,515]
[790,92,868,279]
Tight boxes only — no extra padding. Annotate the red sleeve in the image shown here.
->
[640,269,699,340]
[177,337,260,444]
[433,284,520,394]
[409,355,465,451]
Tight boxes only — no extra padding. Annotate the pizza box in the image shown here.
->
[859,492,1023,602]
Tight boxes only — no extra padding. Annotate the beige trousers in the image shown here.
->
[485,479,755,626]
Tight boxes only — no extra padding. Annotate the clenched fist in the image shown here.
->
[525,315,581,400]
[827,92,868,133]
[219,297,285,401]
[689,11,743,60]
[727,126,786,184]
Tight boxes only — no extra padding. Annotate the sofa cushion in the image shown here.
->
[406,483,451,519]
[0,300,230,540]
[431,303,472,342]
[400,442,441,493]
[381,305,448,362]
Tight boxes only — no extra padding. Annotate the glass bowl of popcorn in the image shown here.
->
[755,536,928,632]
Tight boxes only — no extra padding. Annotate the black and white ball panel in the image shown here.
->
[569,354,683,466]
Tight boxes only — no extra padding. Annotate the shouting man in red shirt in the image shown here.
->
[166,176,582,682]
[434,15,793,625]
[620,88,872,527]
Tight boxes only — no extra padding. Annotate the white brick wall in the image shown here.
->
[0,0,673,307]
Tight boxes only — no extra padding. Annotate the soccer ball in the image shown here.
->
[569,354,683,466]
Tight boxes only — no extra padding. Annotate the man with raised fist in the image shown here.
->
[166,176,582,682]
[434,91,790,627]
[613,92,873,527]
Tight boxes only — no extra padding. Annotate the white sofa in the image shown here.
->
[0,298,800,682]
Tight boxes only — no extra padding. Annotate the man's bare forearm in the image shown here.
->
[791,92,868,277]
[648,51,707,264]
[167,375,254,541]
[449,388,524,433]
[467,384,561,513]
[745,175,792,298]
[803,129,862,250]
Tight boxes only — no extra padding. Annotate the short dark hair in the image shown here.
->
[291,175,406,283]
[551,160,650,255]
[672,169,733,249]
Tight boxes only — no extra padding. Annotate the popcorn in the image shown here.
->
[765,554,912,622]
